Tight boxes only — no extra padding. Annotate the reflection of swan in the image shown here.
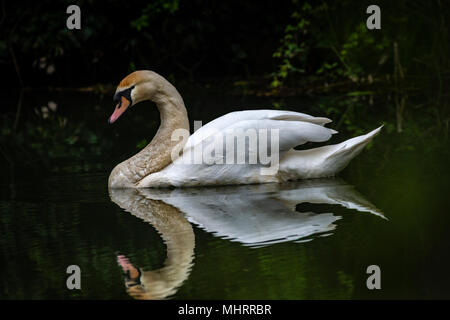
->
[139,178,385,247]
[110,189,195,300]
[108,70,381,188]
[110,179,384,299]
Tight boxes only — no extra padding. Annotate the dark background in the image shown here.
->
[1,0,448,90]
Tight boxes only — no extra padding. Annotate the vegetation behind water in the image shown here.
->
[1,0,448,172]
[0,0,448,89]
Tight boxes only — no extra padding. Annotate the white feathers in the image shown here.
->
[136,109,381,188]
[182,109,334,151]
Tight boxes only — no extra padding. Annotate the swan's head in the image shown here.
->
[109,70,160,124]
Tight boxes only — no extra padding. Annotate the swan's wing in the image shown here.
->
[183,110,333,151]
[226,119,336,151]
[175,119,336,169]
[139,110,337,187]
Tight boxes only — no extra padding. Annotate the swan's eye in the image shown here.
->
[113,85,135,106]
[113,93,121,104]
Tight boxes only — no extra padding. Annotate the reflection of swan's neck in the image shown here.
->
[142,199,195,299]
[110,77,190,186]
[110,189,195,300]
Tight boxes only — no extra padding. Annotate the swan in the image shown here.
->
[108,70,381,188]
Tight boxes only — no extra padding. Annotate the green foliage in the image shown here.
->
[1,0,447,89]
[0,102,112,171]
[315,90,448,154]
[0,1,113,83]
[130,0,180,31]
[327,22,389,79]
[271,2,312,88]
[271,0,449,90]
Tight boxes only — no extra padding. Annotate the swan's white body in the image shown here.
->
[108,71,381,188]
[136,110,381,187]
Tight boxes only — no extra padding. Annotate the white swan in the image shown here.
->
[108,70,381,188]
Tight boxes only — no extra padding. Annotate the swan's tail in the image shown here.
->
[280,126,383,179]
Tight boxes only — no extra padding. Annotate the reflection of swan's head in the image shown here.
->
[109,70,175,124]
[117,253,189,300]
[110,188,195,300]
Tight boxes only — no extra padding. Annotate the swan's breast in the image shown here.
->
[109,163,137,188]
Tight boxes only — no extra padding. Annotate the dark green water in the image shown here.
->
[1,89,449,299]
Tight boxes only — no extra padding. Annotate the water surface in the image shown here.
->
[1,90,449,299]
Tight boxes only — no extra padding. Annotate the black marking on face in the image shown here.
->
[113,85,135,108]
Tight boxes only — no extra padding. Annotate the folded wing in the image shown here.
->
[180,109,337,162]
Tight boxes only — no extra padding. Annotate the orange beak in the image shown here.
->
[109,96,131,124]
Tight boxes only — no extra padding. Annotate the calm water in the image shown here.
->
[1,89,449,299]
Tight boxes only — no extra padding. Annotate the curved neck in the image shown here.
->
[111,76,190,186]
[109,189,195,300]
[141,199,195,299]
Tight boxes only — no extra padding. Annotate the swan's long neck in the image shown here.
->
[109,76,190,187]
